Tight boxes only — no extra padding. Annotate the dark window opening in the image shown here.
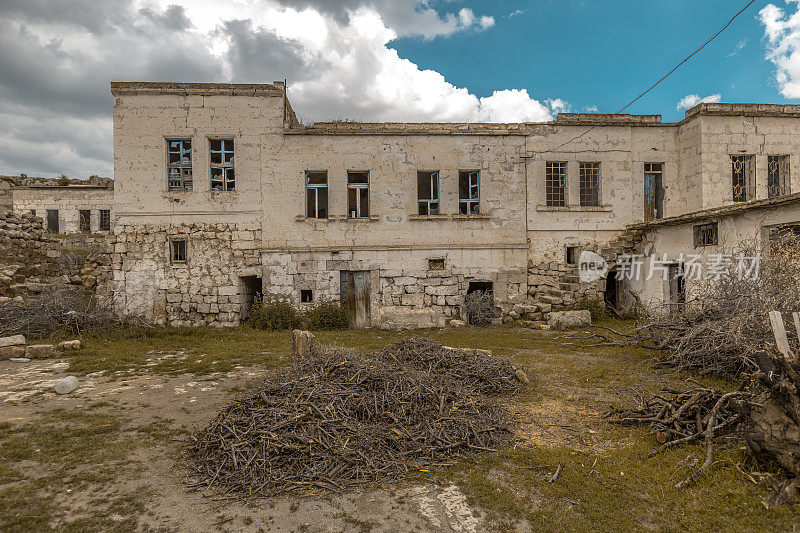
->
[300,289,314,303]
[46,209,59,233]
[467,281,493,296]
[29,209,36,216]
[306,171,328,218]
[566,246,578,265]
[347,171,370,218]
[428,258,445,270]
[170,238,187,263]
[731,155,754,202]
[768,155,790,198]
[579,162,601,207]
[545,161,566,207]
[644,162,664,221]
[79,210,91,232]
[417,171,440,215]
[458,171,480,214]
[693,222,718,247]
[99,209,111,231]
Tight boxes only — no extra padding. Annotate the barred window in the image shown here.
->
[693,222,718,247]
[79,210,91,232]
[347,171,370,218]
[768,155,790,198]
[579,162,601,207]
[170,238,187,263]
[210,139,235,191]
[167,139,192,191]
[99,209,111,231]
[417,171,440,215]
[545,162,566,207]
[731,155,754,202]
[458,171,480,214]
[305,171,328,219]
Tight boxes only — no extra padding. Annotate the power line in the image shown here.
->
[545,0,758,154]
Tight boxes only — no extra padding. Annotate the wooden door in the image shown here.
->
[46,209,59,233]
[340,271,370,328]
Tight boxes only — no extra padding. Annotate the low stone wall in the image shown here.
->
[0,210,61,300]
[527,261,602,309]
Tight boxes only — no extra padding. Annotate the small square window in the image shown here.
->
[170,238,187,263]
[693,223,718,247]
[428,258,445,270]
[300,289,313,303]
[566,246,578,265]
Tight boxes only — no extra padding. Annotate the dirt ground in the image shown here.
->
[1,323,799,532]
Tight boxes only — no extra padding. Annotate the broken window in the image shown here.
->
[305,171,328,219]
[428,258,445,270]
[417,171,440,215]
[46,210,58,233]
[579,162,601,207]
[693,222,718,247]
[768,155,790,198]
[347,171,370,218]
[458,171,480,215]
[644,163,664,221]
[545,162,566,207]
[79,210,91,232]
[300,289,313,303]
[566,246,578,265]
[170,238,187,263]
[731,155,754,202]
[210,139,235,191]
[167,139,193,191]
[99,209,111,231]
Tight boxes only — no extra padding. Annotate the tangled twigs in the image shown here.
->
[188,338,527,498]
[550,324,638,347]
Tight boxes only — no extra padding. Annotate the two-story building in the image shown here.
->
[109,82,800,327]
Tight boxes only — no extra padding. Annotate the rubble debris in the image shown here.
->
[54,376,79,395]
[188,338,525,497]
[57,340,82,351]
[547,310,591,329]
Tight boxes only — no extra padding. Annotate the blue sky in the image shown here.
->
[393,0,776,121]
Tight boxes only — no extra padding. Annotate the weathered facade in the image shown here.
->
[109,82,800,327]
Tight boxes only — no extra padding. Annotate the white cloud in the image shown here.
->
[761,2,800,97]
[582,105,599,113]
[0,0,561,177]
[726,39,747,57]
[676,93,722,111]
[507,9,527,18]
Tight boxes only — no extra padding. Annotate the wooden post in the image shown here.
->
[793,312,800,342]
[769,311,793,362]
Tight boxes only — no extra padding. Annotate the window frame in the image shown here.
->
[347,170,370,219]
[169,238,188,264]
[166,139,193,192]
[767,155,790,198]
[305,171,329,219]
[693,222,719,247]
[458,170,480,215]
[417,171,440,215]
[731,154,755,202]
[99,209,111,231]
[545,161,567,207]
[79,210,91,233]
[209,138,235,191]
[579,162,601,207]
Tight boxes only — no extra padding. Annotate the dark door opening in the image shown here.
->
[604,270,619,312]
[46,209,59,233]
[340,271,370,328]
[240,276,262,321]
[668,264,686,315]
[644,164,664,221]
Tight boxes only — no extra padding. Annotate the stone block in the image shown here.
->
[57,340,82,351]
[547,310,592,329]
[0,334,25,348]
[401,293,423,307]
[0,346,25,360]
[26,344,54,359]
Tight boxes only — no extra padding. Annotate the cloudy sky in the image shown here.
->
[1,0,799,178]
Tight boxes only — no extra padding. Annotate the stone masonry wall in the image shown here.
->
[0,210,61,301]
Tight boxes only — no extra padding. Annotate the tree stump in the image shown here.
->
[291,329,315,360]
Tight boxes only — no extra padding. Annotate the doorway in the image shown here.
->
[240,276,262,321]
[604,270,619,312]
[340,271,370,328]
[668,263,685,315]
[644,163,664,221]
[46,209,59,233]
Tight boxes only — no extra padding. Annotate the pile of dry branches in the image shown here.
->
[188,338,527,497]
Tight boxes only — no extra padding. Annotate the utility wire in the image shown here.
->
[544,0,758,154]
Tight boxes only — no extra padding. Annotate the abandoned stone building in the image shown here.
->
[108,82,800,328]
[1,176,115,234]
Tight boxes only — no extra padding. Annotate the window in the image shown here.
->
[417,171,440,215]
[693,222,718,247]
[170,238,187,263]
[99,210,111,231]
[579,162,601,207]
[29,209,36,216]
[210,139,235,191]
[305,171,328,219]
[79,210,91,232]
[167,139,193,191]
[768,155,790,198]
[46,210,58,233]
[731,155,754,202]
[545,162,566,207]
[347,171,370,218]
[458,171,480,214]
[300,289,313,303]
[428,258,445,270]
[644,163,664,221]
[566,246,578,265]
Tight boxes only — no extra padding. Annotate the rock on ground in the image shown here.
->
[547,310,592,329]
[25,344,54,359]
[0,334,25,348]
[54,376,79,395]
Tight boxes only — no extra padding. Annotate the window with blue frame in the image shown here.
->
[458,170,480,215]
[347,171,370,218]
[305,171,328,218]
[210,139,235,191]
[417,171,440,215]
[167,139,192,191]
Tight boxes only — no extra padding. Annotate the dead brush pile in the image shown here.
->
[188,338,527,497]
